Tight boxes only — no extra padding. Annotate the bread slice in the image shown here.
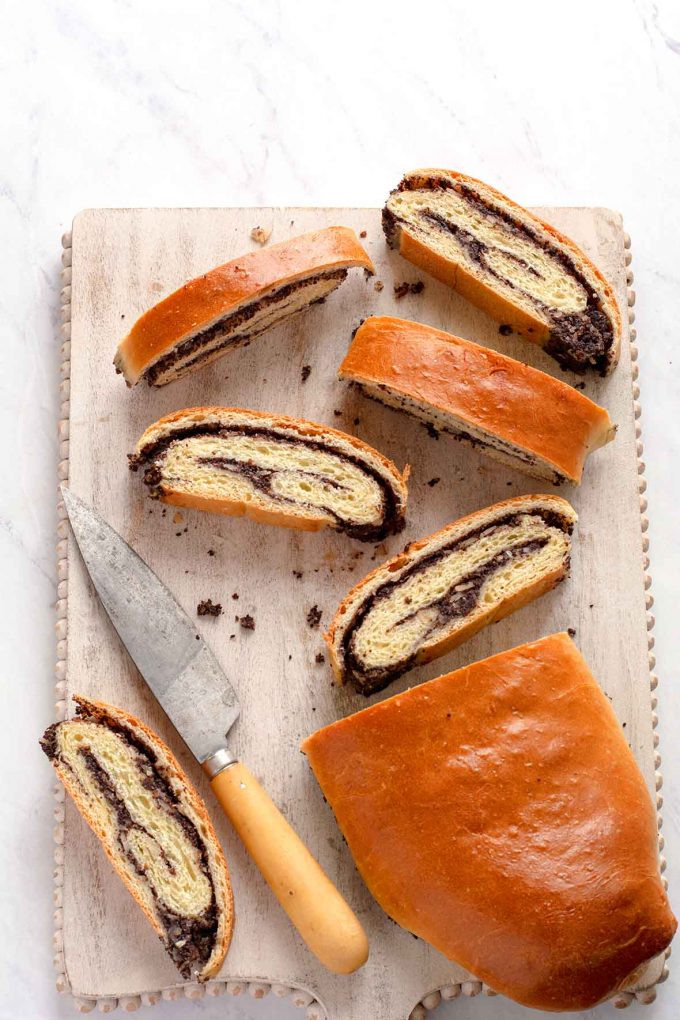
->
[129,406,409,541]
[41,697,233,980]
[302,633,676,1011]
[114,227,374,387]
[325,494,576,694]
[340,316,615,485]
[383,169,621,374]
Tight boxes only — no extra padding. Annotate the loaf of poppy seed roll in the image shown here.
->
[40,697,233,981]
[340,316,615,485]
[382,170,621,374]
[129,407,409,541]
[302,633,676,1011]
[325,494,576,694]
[114,227,374,387]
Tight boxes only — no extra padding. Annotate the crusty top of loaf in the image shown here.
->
[302,633,676,1011]
[340,316,615,483]
[116,227,374,384]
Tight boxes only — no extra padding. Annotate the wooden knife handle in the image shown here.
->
[211,761,369,974]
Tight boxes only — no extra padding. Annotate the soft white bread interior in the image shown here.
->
[41,697,233,980]
[326,494,576,694]
[130,407,409,542]
[383,170,621,374]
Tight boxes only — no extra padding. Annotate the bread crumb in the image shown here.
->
[301,365,312,383]
[172,511,184,525]
[292,570,303,579]
[374,280,384,292]
[424,422,440,440]
[359,230,367,238]
[208,549,215,556]
[427,477,441,488]
[238,614,256,631]
[250,226,271,245]
[567,627,576,638]
[315,652,325,664]
[197,599,222,618]
[394,281,424,299]
[306,605,323,629]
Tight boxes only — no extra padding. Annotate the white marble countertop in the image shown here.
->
[2,1,680,1017]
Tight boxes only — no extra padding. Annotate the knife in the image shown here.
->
[60,487,369,975]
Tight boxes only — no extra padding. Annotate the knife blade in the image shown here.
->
[61,487,369,975]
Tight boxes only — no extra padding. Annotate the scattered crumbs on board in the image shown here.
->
[197,599,222,618]
[394,280,424,299]
[307,605,323,629]
[250,226,271,245]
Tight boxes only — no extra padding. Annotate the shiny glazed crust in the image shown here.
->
[114,227,375,385]
[383,169,622,373]
[132,406,409,536]
[45,696,234,980]
[302,634,676,1012]
[325,494,576,689]
[339,316,615,484]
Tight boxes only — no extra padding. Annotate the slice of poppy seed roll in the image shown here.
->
[40,697,233,981]
[340,317,615,485]
[114,227,374,387]
[129,407,409,541]
[325,494,577,695]
[382,170,621,374]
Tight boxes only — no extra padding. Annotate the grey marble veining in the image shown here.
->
[2,0,679,1017]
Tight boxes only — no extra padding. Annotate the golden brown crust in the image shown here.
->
[115,227,374,385]
[133,406,410,536]
[46,696,234,980]
[339,316,615,484]
[303,634,676,1011]
[324,494,576,685]
[386,169,622,374]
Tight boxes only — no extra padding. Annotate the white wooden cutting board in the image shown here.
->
[53,206,664,1017]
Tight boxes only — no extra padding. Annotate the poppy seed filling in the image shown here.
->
[340,508,573,695]
[130,422,406,541]
[383,175,614,374]
[143,269,348,385]
[41,713,219,978]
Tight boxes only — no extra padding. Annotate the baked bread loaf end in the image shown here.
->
[41,697,233,980]
[115,227,374,387]
[303,634,676,1011]
[383,170,621,374]
[130,407,409,541]
[326,494,576,694]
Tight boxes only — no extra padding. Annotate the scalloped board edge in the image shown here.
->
[53,221,669,1016]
